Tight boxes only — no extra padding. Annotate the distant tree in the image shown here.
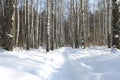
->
[51,0,54,50]
[74,0,79,48]
[46,0,51,51]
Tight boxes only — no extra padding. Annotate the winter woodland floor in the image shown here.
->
[0,46,120,80]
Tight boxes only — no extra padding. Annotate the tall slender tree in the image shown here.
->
[46,0,51,51]
[107,0,112,48]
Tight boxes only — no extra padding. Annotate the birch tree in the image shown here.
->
[46,0,51,51]
[107,0,112,48]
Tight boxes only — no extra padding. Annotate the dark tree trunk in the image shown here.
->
[75,0,79,48]
[0,1,3,47]
[2,0,14,51]
[112,0,119,48]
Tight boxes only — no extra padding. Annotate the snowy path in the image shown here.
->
[0,47,120,80]
[50,48,95,80]
[51,50,79,80]
[51,47,120,80]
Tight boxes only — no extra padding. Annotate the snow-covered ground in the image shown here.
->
[0,46,120,80]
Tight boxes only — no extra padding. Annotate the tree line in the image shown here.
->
[0,0,119,51]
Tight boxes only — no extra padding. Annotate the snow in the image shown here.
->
[117,0,120,5]
[6,34,13,38]
[0,47,65,80]
[115,35,119,38]
[116,0,120,3]
[0,46,120,80]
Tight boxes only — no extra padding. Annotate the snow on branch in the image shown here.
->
[6,34,13,38]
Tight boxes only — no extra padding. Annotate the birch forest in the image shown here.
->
[0,0,120,51]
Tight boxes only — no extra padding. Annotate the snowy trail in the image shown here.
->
[51,47,120,80]
[50,48,95,80]
[51,50,79,80]
[50,48,93,80]
[0,47,120,80]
